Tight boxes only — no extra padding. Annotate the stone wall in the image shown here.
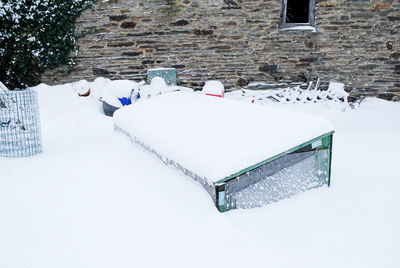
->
[41,0,400,101]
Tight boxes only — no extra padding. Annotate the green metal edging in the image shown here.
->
[215,131,335,185]
[215,184,226,212]
[327,134,333,187]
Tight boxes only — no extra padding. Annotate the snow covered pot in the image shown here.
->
[202,81,225,98]
[0,89,43,157]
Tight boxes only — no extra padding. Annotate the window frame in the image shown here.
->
[281,0,316,29]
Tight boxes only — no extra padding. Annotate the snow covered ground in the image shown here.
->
[1,83,399,268]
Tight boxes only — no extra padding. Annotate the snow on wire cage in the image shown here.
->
[0,89,42,157]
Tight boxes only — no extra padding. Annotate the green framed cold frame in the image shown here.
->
[214,131,334,212]
[147,68,177,86]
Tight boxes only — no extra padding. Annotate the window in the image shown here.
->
[281,0,316,29]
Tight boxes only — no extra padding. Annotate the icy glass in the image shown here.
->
[225,149,330,210]
[0,89,42,157]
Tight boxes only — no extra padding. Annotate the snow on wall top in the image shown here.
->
[113,92,334,183]
[148,68,176,71]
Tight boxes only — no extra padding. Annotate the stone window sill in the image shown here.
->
[280,25,317,32]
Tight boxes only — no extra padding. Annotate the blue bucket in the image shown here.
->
[118,97,132,106]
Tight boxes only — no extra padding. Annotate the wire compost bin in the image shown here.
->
[0,89,42,157]
[113,92,334,212]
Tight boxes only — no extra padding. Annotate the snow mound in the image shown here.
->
[114,92,334,183]
[227,81,349,109]
[139,76,194,99]
[72,80,90,96]
[202,80,225,97]
[101,80,144,107]
[90,77,111,98]
[0,81,9,92]
[93,77,194,108]
[139,76,168,99]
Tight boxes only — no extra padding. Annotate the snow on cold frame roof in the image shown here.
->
[114,92,334,183]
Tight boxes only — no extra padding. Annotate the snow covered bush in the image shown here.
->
[0,0,94,89]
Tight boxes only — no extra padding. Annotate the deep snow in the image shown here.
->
[1,83,399,268]
[114,92,333,182]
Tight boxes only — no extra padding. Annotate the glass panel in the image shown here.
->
[286,0,310,23]
[225,149,329,210]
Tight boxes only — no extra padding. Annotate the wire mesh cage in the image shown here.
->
[0,89,42,157]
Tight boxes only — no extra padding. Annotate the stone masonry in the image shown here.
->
[41,0,400,101]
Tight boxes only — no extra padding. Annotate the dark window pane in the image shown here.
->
[286,0,309,23]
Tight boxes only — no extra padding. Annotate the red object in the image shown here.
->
[205,92,224,98]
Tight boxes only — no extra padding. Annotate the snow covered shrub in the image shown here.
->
[0,0,94,89]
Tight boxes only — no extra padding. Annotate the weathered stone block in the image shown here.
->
[237,77,249,87]
[121,51,143,56]
[170,19,189,26]
[109,15,128,21]
[93,68,114,76]
[128,65,145,70]
[395,65,400,74]
[120,21,136,28]
[222,0,241,9]
[375,5,392,11]
[359,64,378,70]
[259,64,278,73]
[107,42,135,47]
[390,52,400,60]
[171,64,185,69]
[142,60,155,65]
[378,92,398,101]
[193,29,214,36]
